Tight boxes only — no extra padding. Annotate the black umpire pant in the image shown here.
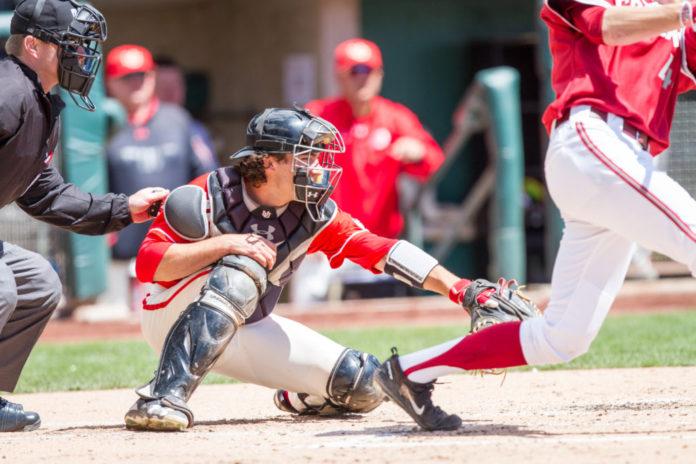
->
[0,242,62,392]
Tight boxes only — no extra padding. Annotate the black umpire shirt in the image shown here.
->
[0,56,132,253]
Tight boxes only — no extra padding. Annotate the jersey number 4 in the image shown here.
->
[658,55,674,90]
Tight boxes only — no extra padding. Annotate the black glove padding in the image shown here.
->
[462,278,541,333]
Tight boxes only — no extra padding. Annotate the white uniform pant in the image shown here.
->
[140,272,346,397]
[520,106,696,365]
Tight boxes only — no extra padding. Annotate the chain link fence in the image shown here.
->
[0,204,51,255]
[668,92,696,197]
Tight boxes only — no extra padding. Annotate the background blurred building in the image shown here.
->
[1,0,690,311]
[94,0,545,280]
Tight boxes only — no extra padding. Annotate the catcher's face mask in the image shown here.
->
[291,120,344,220]
[55,4,107,111]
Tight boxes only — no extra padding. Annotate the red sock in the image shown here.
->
[403,321,527,377]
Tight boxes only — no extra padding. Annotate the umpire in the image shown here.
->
[0,0,168,432]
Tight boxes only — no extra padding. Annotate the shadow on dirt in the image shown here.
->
[51,416,294,433]
[316,422,548,438]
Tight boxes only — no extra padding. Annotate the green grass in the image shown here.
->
[14,310,696,393]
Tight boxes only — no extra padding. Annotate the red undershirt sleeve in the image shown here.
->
[308,210,398,273]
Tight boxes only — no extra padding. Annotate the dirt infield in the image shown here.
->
[4,367,696,463]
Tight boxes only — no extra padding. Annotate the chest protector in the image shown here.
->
[208,167,336,323]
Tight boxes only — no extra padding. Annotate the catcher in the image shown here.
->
[123,107,538,432]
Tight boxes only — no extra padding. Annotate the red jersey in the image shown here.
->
[542,0,696,154]
[135,173,397,286]
[305,96,444,238]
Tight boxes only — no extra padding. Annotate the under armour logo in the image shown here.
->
[250,223,276,241]
[308,191,320,200]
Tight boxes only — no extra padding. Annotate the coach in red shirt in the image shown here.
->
[306,38,444,239]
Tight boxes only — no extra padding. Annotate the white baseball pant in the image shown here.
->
[140,271,346,397]
[521,105,696,365]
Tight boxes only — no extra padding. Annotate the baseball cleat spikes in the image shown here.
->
[124,399,190,432]
[375,348,462,432]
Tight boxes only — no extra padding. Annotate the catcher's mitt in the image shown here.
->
[461,278,540,333]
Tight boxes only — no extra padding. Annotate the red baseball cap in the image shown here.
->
[334,38,383,72]
[105,45,155,79]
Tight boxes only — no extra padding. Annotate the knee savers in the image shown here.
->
[326,349,383,413]
[199,254,268,327]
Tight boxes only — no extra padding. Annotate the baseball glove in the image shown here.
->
[461,278,540,333]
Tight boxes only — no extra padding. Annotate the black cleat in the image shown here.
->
[375,348,461,432]
[0,398,41,432]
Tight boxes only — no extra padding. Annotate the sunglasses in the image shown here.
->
[350,64,374,76]
[119,71,147,83]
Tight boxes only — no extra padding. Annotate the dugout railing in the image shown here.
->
[405,66,527,283]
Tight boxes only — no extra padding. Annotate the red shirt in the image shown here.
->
[135,173,397,286]
[542,0,696,155]
[306,96,444,238]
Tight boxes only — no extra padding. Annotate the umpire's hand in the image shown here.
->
[128,187,170,223]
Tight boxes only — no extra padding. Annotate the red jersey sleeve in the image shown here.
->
[388,103,445,181]
[545,0,609,44]
[135,173,210,283]
[680,29,696,93]
[308,208,398,273]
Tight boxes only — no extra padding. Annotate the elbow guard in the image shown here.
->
[163,185,209,241]
[383,240,438,288]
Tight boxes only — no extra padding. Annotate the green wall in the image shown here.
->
[362,0,538,276]
[362,0,537,140]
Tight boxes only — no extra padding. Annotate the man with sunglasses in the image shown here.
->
[291,39,445,303]
[0,0,168,432]
[307,38,444,241]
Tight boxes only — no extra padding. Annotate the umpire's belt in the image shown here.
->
[555,106,650,152]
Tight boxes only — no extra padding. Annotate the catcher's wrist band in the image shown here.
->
[383,240,438,288]
[680,1,694,30]
[448,278,471,304]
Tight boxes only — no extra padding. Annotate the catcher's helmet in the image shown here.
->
[230,108,345,220]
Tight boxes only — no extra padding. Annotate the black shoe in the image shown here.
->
[375,348,461,431]
[0,397,41,432]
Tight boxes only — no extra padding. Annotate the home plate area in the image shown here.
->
[4,367,696,463]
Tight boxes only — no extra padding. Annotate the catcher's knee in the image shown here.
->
[326,349,383,413]
[199,254,267,326]
[520,317,597,365]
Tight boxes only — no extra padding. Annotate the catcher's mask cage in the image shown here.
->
[230,108,345,221]
[18,1,107,111]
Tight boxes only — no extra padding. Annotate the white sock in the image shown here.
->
[397,336,466,383]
